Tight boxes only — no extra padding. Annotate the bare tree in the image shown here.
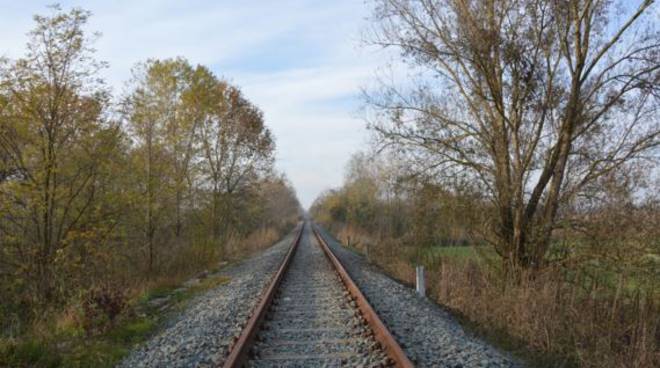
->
[365,0,659,271]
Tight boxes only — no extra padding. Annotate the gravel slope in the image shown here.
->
[118,228,298,368]
[315,225,524,368]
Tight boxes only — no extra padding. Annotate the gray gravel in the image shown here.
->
[315,224,524,368]
[118,228,299,368]
[247,223,390,368]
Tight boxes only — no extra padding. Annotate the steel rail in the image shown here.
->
[221,222,304,368]
[312,224,415,368]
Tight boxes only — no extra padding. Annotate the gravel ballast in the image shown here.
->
[315,225,524,368]
[119,229,298,368]
[247,224,389,367]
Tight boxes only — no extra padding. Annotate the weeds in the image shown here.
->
[329,224,659,368]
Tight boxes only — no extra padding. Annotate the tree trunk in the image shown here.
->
[212,188,221,241]
[175,189,182,238]
[146,129,155,275]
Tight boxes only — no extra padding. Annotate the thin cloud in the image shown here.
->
[0,0,385,208]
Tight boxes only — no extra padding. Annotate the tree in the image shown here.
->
[198,85,274,242]
[0,5,120,301]
[124,60,183,273]
[0,5,300,336]
[366,0,659,272]
[257,175,301,231]
[123,57,277,269]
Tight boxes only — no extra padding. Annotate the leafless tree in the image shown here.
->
[365,0,659,271]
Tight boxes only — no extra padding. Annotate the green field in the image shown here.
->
[413,245,493,267]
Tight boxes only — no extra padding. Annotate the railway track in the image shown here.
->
[222,221,413,368]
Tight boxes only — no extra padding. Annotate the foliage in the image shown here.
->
[0,4,301,350]
[0,4,122,315]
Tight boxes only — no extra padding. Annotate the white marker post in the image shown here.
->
[415,265,426,297]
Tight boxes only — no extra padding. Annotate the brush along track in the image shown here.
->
[222,222,411,368]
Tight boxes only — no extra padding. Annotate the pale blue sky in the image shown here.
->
[0,1,386,208]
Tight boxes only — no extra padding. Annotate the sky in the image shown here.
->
[0,0,387,208]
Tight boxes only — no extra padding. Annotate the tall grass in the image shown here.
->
[224,227,281,260]
[327,224,659,368]
[430,261,658,367]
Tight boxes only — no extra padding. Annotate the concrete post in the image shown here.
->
[416,265,426,297]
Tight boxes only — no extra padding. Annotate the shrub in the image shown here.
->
[82,285,127,335]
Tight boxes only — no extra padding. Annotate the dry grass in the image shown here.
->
[0,224,300,367]
[326,224,660,368]
[1,271,233,368]
[1,226,293,367]
[334,225,415,284]
[131,226,284,293]
[429,261,659,367]
[224,227,281,260]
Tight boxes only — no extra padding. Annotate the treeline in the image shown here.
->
[0,7,300,331]
[314,0,659,367]
[312,149,659,367]
[312,152,481,253]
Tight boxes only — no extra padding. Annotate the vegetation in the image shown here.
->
[0,272,230,368]
[313,2,659,366]
[311,151,659,367]
[0,6,300,366]
[2,1,658,367]
[364,0,659,273]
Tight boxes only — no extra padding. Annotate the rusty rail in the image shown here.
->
[221,222,304,368]
[312,224,415,368]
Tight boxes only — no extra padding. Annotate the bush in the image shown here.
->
[82,285,127,335]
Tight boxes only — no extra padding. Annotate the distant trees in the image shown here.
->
[365,0,659,272]
[257,175,301,232]
[311,151,478,251]
[0,6,300,324]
